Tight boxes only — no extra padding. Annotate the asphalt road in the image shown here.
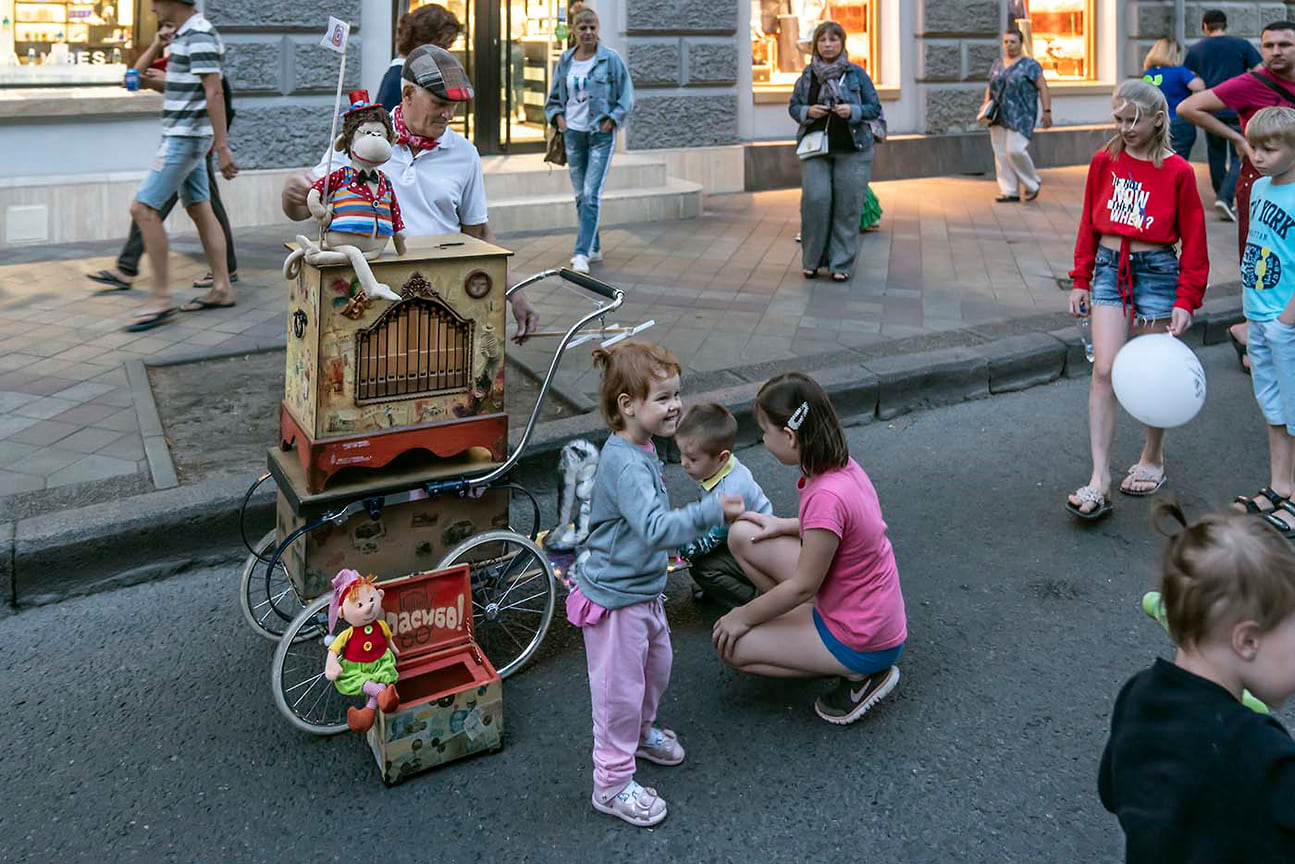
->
[5,342,1286,864]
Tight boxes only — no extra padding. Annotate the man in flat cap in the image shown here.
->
[282,44,539,338]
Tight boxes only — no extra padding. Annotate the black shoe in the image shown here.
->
[994,194,1021,203]
[814,666,900,725]
[692,585,707,602]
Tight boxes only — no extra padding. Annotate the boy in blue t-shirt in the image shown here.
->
[1237,106,1295,534]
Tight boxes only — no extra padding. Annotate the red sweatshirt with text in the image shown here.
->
[1069,149,1209,312]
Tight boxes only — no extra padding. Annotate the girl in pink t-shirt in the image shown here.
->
[713,371,907,725]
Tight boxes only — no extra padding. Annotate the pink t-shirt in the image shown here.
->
[1214,72,1295,130]
[798,458,907,652]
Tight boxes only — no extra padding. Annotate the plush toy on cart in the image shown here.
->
[325,568,401,733]
[283,89,407,303]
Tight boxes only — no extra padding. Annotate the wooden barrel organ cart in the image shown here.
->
[238,236,625,747]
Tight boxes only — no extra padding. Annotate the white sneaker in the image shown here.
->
[570,254,590,273]
[1215,200,1236,222]
[588,250,603,263]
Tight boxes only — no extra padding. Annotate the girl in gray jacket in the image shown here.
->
[566,341,742,827]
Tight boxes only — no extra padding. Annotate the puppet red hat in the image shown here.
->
[342,89,378,117]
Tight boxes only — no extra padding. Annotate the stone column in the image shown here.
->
[914,0,1001,135]
[623,0,740,150]
[206,0,363,170]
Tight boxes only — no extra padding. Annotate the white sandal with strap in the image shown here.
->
[592,780,668,827]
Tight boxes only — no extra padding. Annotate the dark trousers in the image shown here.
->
[118,152,237,278]
[1206,117,1243,207]
[1169,116,1195,161]
[690,547,757,610]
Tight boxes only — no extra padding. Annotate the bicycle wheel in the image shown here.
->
[239,530,309,641]
[271,595,362,736]
[437,530,557,679]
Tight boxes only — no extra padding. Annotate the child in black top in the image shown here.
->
[1099,502,1295,862]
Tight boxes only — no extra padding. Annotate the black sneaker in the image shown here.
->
[814,666,900,725]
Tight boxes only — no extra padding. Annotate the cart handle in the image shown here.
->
[506,268,621,302]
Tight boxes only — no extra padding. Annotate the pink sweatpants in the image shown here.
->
[582,596,672,795]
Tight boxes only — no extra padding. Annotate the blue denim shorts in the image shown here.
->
[1248,318,1295,435]
[136,135,212,210]
[1090,245,1180,321]
[813,607,904,675]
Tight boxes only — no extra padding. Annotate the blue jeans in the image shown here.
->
[564,128,615,258]
[136,135,212,210]
[1090,245,1180,321]
[1207,117,1243,207]
[1169,116,1195,162]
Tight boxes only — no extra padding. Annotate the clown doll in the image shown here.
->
[325,569,401,733]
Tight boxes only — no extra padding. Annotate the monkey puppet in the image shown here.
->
[283,89,407,302]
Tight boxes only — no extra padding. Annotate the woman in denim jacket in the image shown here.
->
[544,8,634,273]
[789,21,881,282]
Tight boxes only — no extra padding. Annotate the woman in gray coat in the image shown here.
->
[789,21,881,281]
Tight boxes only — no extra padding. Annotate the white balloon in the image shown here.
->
[1111,333,1207,428]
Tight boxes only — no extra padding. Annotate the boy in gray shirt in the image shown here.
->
[675,404,774,609]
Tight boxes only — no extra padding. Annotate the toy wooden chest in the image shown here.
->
[282,233,512,493]
[268,447,509,600]
[368,564,503,786]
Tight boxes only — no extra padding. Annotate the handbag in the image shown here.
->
[796,129,830,160]
[544,124,567,166]
[869,115,887,143]
[977,97,1000,127]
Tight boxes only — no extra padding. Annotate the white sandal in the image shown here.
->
[1065,485,1112,521]
[591,780,668,827]
[1120,463,1166,497]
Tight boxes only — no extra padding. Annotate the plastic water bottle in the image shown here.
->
[1077,315,1095,364]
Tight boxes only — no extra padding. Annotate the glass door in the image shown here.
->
[398,0,563,153]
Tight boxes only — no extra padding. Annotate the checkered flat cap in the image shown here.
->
[402,45,474,101]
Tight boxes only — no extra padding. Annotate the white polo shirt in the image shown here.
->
[311,127,488,235]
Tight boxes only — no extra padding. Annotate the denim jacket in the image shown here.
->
[544,44,635,129]
[788,63,881,153]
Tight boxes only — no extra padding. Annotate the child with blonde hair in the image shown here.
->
[567,340,743,827]
[1065,78,1209,520]
[1100,501,1295,859]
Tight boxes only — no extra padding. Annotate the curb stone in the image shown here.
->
[2,298,1249,612]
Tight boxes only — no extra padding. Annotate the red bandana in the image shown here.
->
[392,104,440,154]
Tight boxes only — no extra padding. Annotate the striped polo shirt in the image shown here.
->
[312,167,406,238]
[162,13,225,138]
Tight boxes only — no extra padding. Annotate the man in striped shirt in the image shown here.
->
[126,0,238,332]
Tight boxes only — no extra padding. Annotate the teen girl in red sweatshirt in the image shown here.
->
[1066,78,1209,520]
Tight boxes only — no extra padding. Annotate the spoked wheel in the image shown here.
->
[271,595,362,736]
[437,530,557,679]
[239,530,310,641]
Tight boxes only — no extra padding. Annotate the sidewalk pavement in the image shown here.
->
[0,163,1244,504]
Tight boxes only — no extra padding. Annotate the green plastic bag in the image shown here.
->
[860,185,882,231]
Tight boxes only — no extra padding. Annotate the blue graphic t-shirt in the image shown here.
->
[1142,65,1196,118]
[1243,177,1295,321]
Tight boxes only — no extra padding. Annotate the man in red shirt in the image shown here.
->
[1179,21,1295,260]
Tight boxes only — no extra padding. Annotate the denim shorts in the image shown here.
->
[136,135,212,210]
[1248,318,1295,435]
[1090,245,1180,321]
[813,608,904,675]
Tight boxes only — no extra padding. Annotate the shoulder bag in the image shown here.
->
[1249,71,1295,107]
[544,123,567,166]
[796,129,830,160]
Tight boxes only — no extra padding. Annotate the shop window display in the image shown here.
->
[751,0,876,92]
[1009,0,1094,82]
[0,0,135,86]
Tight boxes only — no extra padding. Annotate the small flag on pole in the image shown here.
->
[320,17,350,53]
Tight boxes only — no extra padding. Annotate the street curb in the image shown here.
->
[126,359,178,491]
[3,297,1247,611]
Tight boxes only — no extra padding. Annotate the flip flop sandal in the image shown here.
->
[1065,486,1113,521]
[180,295,237,312]
[1119,464,1167,497]
[1229,329,1250,375]
[831,272,850,282]
[87,270,134,291]
[124,308,176,332]
[192,272,239,288]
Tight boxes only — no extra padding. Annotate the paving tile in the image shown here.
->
[7,419,80,446]
[96,433,146,461]
[51,402,121,427]
[0,415,40,439]
[0,353,40,372]
[45,454,140,489]
[12,396,80,420]
[7,446,86,477]
[89,388,136,409]
[56,426,126,454]
[94,407,140,432]
[0,390,41,412]
[0,440,39,467]
[51,381,116,403]
[0,470,45,496]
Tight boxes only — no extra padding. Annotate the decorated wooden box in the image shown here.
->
[268,447,509,600]
[282,233,512,492]
[367,564,503,786]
